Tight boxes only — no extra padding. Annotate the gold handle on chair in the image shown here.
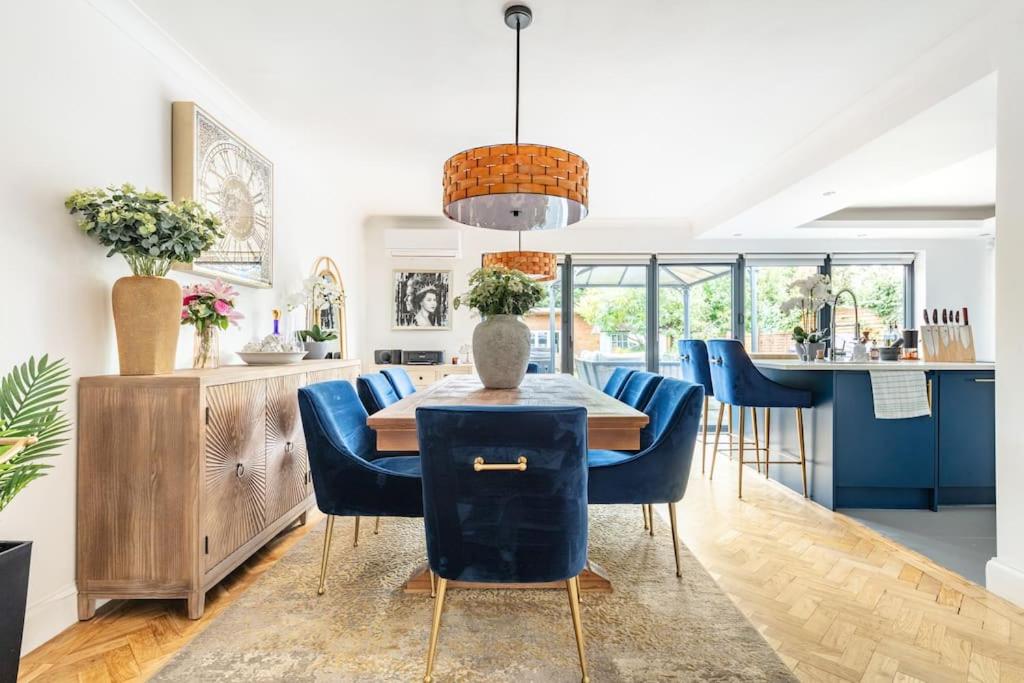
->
[473,456,528,472]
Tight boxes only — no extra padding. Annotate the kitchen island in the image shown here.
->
[745,359,995,510]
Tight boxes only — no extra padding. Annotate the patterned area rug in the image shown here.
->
[154,507,795,682]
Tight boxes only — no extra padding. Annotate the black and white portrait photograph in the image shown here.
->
[392,270,451,330]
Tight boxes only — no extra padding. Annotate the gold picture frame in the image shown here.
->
[171,101,274,288]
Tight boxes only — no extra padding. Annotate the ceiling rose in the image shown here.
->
[442,5,589,232]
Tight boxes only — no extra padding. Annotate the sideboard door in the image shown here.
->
[204,380,268,571]
[266,373,311,523]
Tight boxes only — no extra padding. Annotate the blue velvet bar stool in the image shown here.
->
[416,405,590,683]
[617,370,663,411]
[678,340,715,475]
[706,339,812,498]
[356,373,400,415]
[297,381,423,595]
[381,367,417,398]
[526,362,540,373]
[601,367,635,399]
[588,378,703,576]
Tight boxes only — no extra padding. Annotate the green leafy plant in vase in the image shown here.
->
[454,266,546,388]
[781,273,832,360]
[296,324,338,360]
[0,356,71,680]
[65,184,224,375]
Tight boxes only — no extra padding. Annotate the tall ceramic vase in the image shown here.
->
[472,314,530,389]
[111,276,182,375]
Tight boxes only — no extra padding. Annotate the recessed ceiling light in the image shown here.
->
[857,233,868,237]
[979,232,992,237]
[823,190,837,197]
[732,233,743,237]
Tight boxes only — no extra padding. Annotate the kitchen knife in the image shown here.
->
[932,308,938,325]
[955,310,960,324]
[923,308,930,325]
[942,309,948,324]
[963,307,969,326]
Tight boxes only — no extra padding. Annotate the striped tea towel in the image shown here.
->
[868,371,930,419]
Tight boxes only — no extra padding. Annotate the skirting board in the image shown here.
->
[986,557,1024,609]
[21,582,78,656]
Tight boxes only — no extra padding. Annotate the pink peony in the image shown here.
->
[181,309,190,319]
[213,299,232,316]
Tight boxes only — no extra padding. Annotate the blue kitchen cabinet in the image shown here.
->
[938,371,996,504]
[833,371,937,509]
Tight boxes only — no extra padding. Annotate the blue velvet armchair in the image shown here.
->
[356,373,400,415]
[381,367,417,398]
[588,378,704,576]
[617,370,663,410]
[678,339,715,474]
[416,405,590,683]
[706,339,812,498]
[602,367,635,399]
[526,362,540,374]
[297,380,423,595]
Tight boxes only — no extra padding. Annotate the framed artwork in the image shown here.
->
[392,270,451,330]
[171,101,274,288]
[308,256,348,358]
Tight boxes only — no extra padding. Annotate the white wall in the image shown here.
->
[988,0,1024,608]
[362,217,995,364]
[0,0,364,654]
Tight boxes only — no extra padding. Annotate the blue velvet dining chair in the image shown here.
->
[416,405,590,683]
[588,378,704,577]
[381,367,417,398]
[617,370,663,411]
[526,362,540,374]
[297,380,424,595]
[706,339,812,499]
[678,340,715,476]
[602,367,635,399]
[356,373,400,415]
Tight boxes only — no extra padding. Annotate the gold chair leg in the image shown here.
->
[566,577,590,683]
[709,402,725,479]
[574,575,583,606]
[764,408,771,479]
[701,395,709,474]
[429,569,436,598]
[648,504,655,537]
[423,577,448,683]
[642,504,650,530]
[738,406,746,499]
[317,515,335,595]
[374,516,381,535]
[752,406,761,473]
[796,407,809,498]
[668,502,682,578]
[353,516,361,547]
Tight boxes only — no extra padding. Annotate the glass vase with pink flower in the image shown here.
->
[180,280,244,369]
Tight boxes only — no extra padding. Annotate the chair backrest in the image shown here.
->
[381,367,417,398]
[602,367,635,398]
[678,339,714,396]
[706,339,758,406]
[617,371,663,410]
[416,405,589,584]
[589,378,704,505]
[356,373,400,415]
[526,362,540,374]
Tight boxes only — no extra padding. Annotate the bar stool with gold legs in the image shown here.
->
[678,340,715,475]
[706,340,811,499]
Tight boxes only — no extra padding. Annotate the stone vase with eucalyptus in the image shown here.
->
[454,266,546,390]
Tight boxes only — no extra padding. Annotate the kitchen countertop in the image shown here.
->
[753,359,995,372]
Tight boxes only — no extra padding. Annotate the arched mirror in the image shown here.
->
[308,256,348,358]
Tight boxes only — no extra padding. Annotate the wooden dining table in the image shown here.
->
[366,372,649,593]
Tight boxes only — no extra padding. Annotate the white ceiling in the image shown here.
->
[850,148,995,208]
[133,0,998,229]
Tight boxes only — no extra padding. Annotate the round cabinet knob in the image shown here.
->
[236,463,245,478]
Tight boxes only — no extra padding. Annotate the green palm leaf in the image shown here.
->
[0,355,71,512]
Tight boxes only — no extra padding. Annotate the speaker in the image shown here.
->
[374,349,403,365]
[402,350,444,365]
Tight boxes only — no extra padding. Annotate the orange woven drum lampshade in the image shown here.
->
[443,143,589,231]
[482,250,558,281]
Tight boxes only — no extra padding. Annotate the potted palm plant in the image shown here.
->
[0,356,71,680]
[66,184,223,375]
[454,266,545,388]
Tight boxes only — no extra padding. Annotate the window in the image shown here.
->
[530,330,560,350]
[744,256,826,353]
[523,273,563,374]
[829,255,913,354]
[657,262,735,377]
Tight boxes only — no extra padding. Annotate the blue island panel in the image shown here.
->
[937,371,996,504]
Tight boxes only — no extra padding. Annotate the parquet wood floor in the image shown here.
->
[19,441,1024,682]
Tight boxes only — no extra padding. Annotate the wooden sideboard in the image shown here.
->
[365,363,474,390]
[76,359,360,619]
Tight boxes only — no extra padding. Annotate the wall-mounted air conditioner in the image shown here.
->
[385,228,462,258]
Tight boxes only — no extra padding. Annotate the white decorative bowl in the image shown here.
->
[236,351,308,366]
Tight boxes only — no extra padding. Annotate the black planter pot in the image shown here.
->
[0,541,31,682]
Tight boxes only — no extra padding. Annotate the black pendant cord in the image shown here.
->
[515,20,521,146]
